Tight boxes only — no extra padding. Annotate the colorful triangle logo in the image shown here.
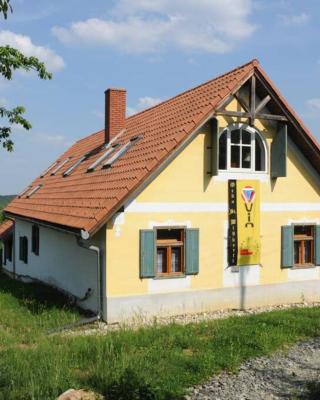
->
[241,186,255,204]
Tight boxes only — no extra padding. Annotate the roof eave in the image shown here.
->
[0,227,14,240]
[4,212,84,238]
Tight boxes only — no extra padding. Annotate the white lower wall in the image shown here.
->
[14,219,105,312]
[107,280,320,323]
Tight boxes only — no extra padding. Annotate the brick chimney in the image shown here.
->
[105,88,126,143]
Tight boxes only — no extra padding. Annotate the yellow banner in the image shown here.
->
[236,180,260,265]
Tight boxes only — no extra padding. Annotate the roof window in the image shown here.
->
[50,158,71,176]
[40,161,58,178]
[87,144,119,172]
[63,154,89,177]
[26,185,42,198]
[18,186,32,198]
[102,136,141,169]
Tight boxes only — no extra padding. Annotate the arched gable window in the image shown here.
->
[219,125,267,173]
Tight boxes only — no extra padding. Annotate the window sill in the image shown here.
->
[291,264,316,270]
[154,273,186,280]
[214,171,268,182]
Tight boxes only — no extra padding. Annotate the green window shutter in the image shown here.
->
[32,225,36,254]
[271,124,287,178]
[7,237,12,262]
[281,225,293,268]
[185,228,199,275]
[211,118,219,176]
[19,236,28,264]
[140,230,155,278]
[19,237,23,262]
[32,225,39,256]
[315,225,320,266]
[23,237,28,264]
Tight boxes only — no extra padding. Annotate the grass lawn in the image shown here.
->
[0,271,320,400]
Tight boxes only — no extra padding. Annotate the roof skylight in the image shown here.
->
[63,155,88,177]
[40,161,58,178]
[102,136,141,169]
[26,185,42,198]
[50,158,71,176]
[87,145,119,172]
[18,186,31,198]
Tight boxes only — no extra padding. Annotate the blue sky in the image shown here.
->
[0,0,319,194]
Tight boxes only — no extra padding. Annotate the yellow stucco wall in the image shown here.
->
[106,99,320,298]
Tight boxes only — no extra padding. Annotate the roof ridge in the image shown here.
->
[126,59,257,121]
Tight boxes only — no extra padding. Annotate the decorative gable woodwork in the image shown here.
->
[215,74,288,124]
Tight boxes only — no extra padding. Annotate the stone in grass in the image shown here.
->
[57,388,104,400]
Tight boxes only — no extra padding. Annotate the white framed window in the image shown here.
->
[219,124,267,173]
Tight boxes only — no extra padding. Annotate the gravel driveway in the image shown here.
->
[186,337,320,400]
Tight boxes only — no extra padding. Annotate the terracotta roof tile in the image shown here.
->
[5,59,319,236]
[0,219,14,239]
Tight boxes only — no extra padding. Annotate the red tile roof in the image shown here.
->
[0,219,14,239]
[5,60,320,237]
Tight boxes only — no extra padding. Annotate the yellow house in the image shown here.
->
[1,59,319,323]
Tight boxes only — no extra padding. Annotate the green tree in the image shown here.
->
[0,0,52,151]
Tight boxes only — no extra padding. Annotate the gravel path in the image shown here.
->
[186,337,320,400]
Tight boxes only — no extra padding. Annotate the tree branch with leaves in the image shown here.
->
[0,0,52,151]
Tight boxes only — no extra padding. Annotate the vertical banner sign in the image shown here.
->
[228,180,238,266]
[236,180,260,265]
[228,180,261,266]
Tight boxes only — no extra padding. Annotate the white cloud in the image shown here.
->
[136,96,163,109]
[127,96,163,116]
[0,30,65,71]
[52,0,256,54]
[33,133,71,146]
[306,98,320,111]
[279,12,310,26]
[93,96,163,118]
[0,97,8,107]
[126,107,137,117]
[15,128,72,147]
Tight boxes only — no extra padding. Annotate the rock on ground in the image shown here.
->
[57,389,104,400]
[186,337,320,400]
